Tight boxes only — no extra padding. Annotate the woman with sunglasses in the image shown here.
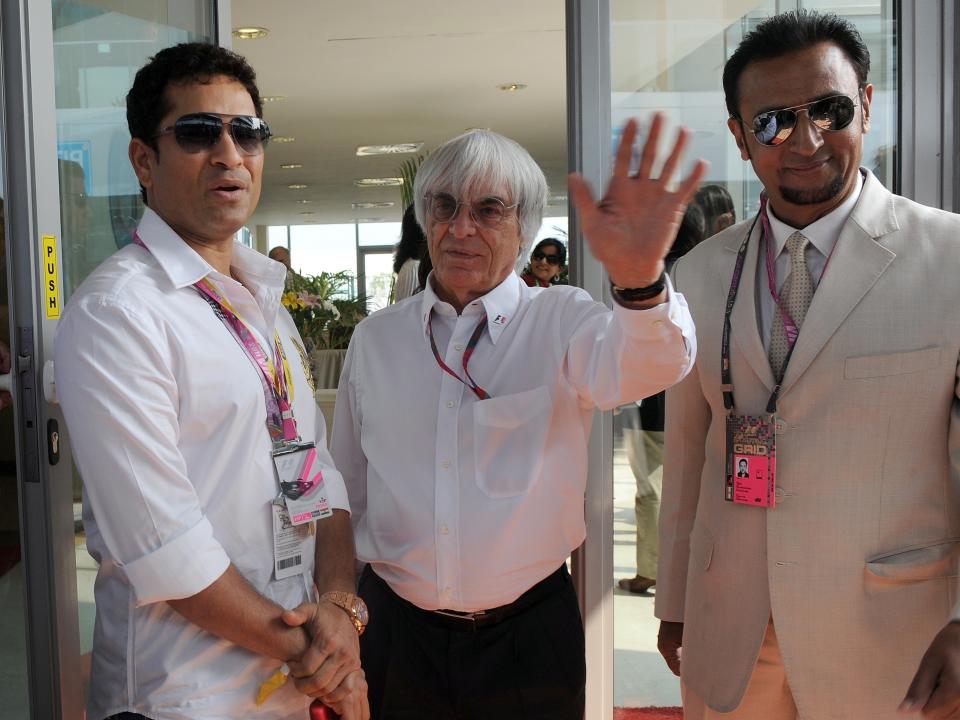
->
[521,237,567,287]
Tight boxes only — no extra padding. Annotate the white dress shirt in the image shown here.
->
[331,272,695,611]
[757,171,864,351]
[55,208,349,720]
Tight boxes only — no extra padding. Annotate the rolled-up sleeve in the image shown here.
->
[55,297,229,604]
[561,275,697,410]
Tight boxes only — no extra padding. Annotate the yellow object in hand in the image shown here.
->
[256,663,289,707]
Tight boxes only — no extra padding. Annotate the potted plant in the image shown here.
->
[282,270,367,388]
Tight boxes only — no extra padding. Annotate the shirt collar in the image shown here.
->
[765,169,865,260]
[419,272,523,345]
[135,207,286,294]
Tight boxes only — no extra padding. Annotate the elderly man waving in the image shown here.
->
[327,117,704,720]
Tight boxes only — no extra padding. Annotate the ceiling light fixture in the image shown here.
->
[497,83,527,92]
[271,136,295,144]
[296,199,313,204]
[547,195,567,205]
[354,177,403,188]
[287,183,308,190]
[355,142,423,156]
[299,211,315,215]
[232,27,269,40]
[262,95,286,103]
[351,201,395,210]
[355,217,382,223]
[280,163,303,169]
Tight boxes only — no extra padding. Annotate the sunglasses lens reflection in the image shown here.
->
[752,95,856,146]
[172,114,269,154]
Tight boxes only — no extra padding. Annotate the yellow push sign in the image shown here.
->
[42,235,61,319]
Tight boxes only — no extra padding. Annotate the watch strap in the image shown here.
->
[610,270,667,302]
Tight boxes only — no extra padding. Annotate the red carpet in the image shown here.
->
[614,708,683,720]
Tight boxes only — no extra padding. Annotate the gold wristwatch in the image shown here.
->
[320,591,369,635]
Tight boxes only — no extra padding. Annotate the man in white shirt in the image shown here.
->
[655,10,960,720]
[55,43,368,720]
[330,119,705,718]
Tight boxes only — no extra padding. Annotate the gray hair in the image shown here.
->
[414,130,549,265]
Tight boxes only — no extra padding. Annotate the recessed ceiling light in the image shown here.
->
[287,183,308,190]
[296,199,313,204]
[280,163,303,169]
[497,83,527,92]
[465,127,491,132]
[354,177,404,187]
[547,195,568,205]
[355,217,382,223]
[262,95,286,103]
[299,211,315,215]
[272,136,295,144]
[352,201,395,210]
[355,142,424,156]
[233,27,269,40]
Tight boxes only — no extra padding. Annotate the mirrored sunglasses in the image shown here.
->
[748,94,857,147]
[531,249,561,265]
[154,112,271,155]
[425,192,518,229]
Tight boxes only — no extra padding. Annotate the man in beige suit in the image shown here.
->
[656,10,960,720]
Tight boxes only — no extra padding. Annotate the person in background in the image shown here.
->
[330,119,704,719]
[521,237,567,287]
[390,204,427,302]
[268,244,291,269]
[692,183,735,238]
[618,203,705,594]
[55,42,367,720]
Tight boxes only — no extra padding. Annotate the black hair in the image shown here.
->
[693,184,735,236]
[127,42,263,149]
[666,204,705,265]
[723,10,870,119]
[531,237,566,267]
[393,204,428,274]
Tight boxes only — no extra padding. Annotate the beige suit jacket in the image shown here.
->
[656,170,960,719]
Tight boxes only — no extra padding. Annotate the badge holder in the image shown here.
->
[725,414,776,507]
[271,442,333,580]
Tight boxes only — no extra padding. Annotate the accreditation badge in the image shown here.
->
[725,414,777,507]
[272,442,333,525]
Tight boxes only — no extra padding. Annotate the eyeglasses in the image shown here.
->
[745,94,858,147]
[153,112,271,155]
[531,249,561,265]
[425,192,518,229]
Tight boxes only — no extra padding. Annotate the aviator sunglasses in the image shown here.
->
[531,249,561,265]
[745,94,858,147]
[153,112,272,155]
[425,192,518,229]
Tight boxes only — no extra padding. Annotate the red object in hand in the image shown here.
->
[310,699,340,720]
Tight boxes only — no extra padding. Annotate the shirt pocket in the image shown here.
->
[472,385,552,499]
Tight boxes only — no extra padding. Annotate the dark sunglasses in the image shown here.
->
[746,94,858,147]
[153,112,271,155]
[531,249,561,265]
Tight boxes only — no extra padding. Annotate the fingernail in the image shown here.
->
[898,699,915,712]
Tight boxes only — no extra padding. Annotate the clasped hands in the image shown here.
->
[282,599,370,720]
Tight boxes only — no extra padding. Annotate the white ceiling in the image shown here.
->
[231,0,569,229]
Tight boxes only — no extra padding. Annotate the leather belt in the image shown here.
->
[372,564,570,632]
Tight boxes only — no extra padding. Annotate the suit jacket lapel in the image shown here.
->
[779,171,898,396]
[723,218,776,392]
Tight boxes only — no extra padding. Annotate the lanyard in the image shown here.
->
[721,197,799,416]
[427,310,490,400]
[132,233,299,445]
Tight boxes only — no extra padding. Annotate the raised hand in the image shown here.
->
[568,113,708,290]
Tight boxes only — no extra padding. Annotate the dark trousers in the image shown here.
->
[358,565,585,720]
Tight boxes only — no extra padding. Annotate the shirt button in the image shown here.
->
[441,460,451,469]
[454,344,464,351]
[775,486,785,500]
[446,400,456,408]
[440,524,449,535]
[775,420,787,433]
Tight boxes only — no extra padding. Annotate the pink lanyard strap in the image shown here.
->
[427,310,490,400]
[132,233,298,444]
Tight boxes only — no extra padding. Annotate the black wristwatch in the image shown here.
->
[610,271,667,303]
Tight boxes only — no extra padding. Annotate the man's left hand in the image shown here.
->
[901,622,960,718]
[282,600,361,698]
[568,113,707,291]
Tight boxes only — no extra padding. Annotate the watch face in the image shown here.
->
[352,598,369,626]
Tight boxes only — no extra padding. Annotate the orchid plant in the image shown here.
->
[281,270,367,350]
